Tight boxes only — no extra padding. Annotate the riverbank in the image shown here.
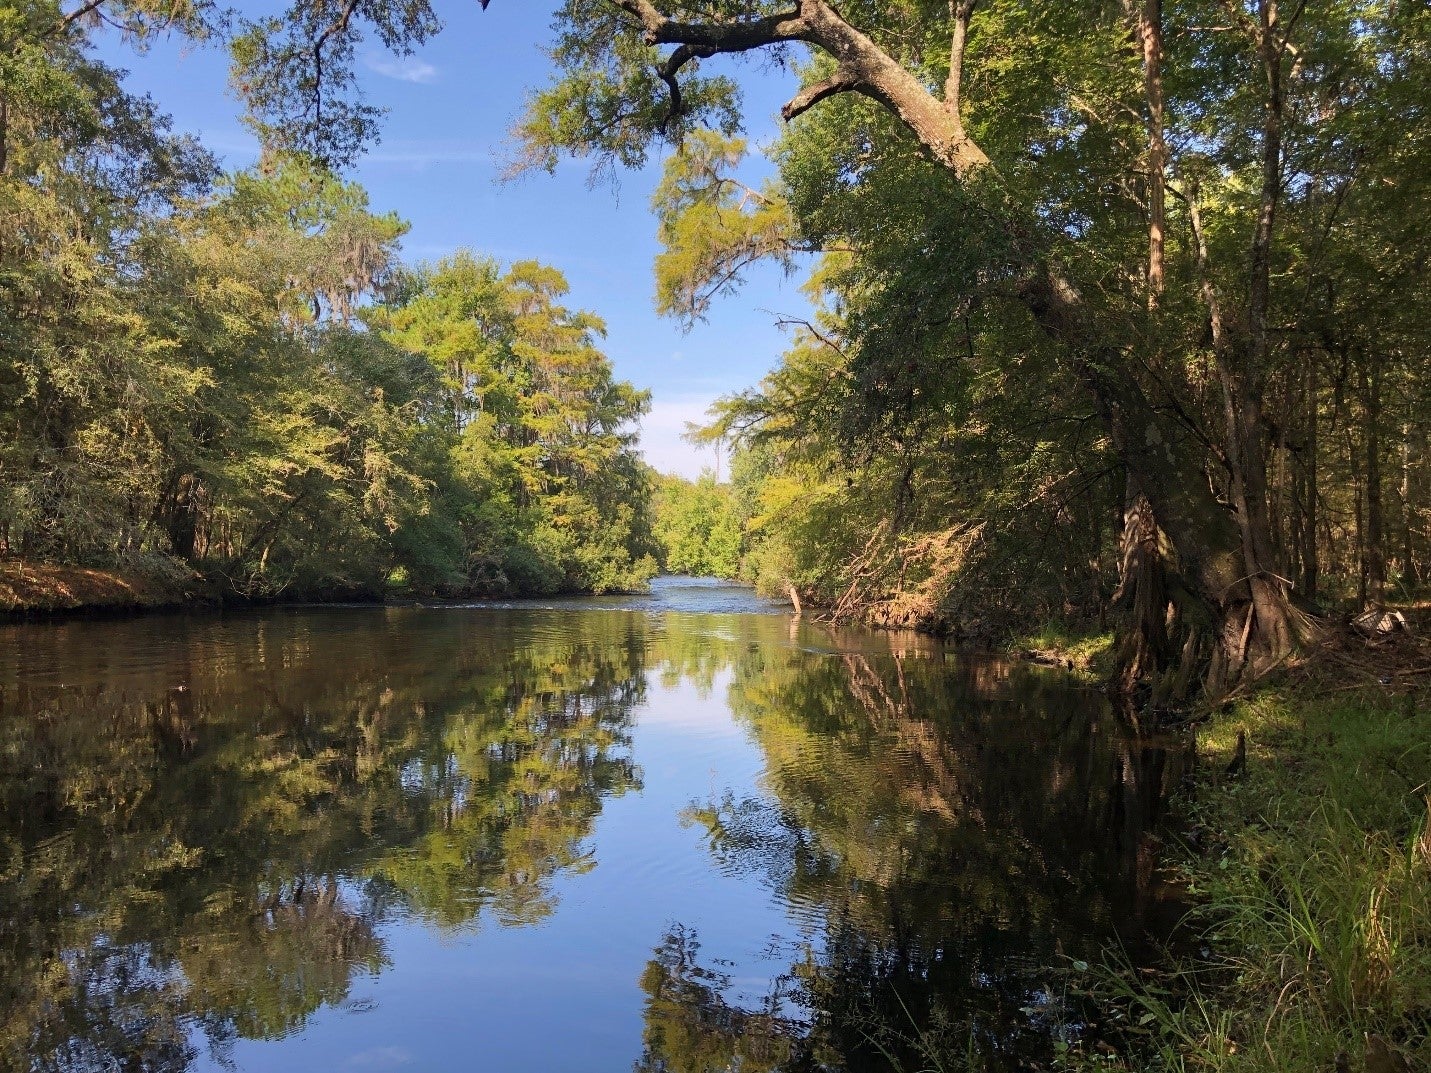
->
[1072,671,1430,1072]
[1008,619,1116,681]
[0,559,208,617]
[0,560,719,619]
[997,617,1431,1071]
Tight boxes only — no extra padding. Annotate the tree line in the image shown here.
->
[0,4,659,598]
[6,0,1429,696]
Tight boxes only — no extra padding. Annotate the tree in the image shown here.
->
[369,251,660,594]
[22,0,1431,691]
[652,470,743,577]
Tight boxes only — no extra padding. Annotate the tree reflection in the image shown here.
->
[0,610,646,1070]
[636,925,821,1073]
[646,632,1185,1071]
[0,611,1182,1072]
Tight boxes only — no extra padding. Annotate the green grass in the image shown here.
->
[1068,686,1431,1072]
[1012,619,1117,680]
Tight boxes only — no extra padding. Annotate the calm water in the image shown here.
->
[1,578,1183,1072]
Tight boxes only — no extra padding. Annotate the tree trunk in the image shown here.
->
[1112,480,1167,691]
[1297,356,1319,597]
[1362,355,1385,604]
[1128,0,1167,307]
[1405,421,1425,588]
[163,473,202,561]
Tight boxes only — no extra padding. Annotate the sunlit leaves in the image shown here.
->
[512,0,744,178]
[373,251,658,594]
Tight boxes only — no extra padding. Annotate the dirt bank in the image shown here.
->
[0,560,203,617]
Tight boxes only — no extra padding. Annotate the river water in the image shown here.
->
[0,577,1183,1072]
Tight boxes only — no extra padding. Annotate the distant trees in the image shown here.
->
[370,253,659,594]
[651,471,742,578]
[0,7,656,597]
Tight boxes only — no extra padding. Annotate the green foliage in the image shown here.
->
[511,0,743,179]
[0,19,656,601]
[651,470,742,577]
[371,252,659,595]
[627,0,1431,643]
[651,130,799,323]
[228,0,439,168]
[1069,687,1431,1072]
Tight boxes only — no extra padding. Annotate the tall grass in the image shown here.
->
[1075,688,1431,1072]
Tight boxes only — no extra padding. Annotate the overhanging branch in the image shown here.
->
[781,67,861,120]
[656,42,716,125]
[610,0,808,50]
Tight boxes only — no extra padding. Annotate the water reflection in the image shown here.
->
[2,610,646,1071]
[643,641,1185,1071]
[0,605,1182,1071]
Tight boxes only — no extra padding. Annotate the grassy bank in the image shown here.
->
[1009,619,1117,680]
[1076,682,1430,1073]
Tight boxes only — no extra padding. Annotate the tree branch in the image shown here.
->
[310,0,362,133]
[605,0,990,173]
[609,0,807,50]
[943,0,976,116]
[656,42,716,125]
[57,0,108,34]
[781,67,861,120]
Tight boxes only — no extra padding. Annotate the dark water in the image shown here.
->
[0,578,1183,1072]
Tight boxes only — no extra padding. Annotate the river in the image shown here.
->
[0,577,1183,1071]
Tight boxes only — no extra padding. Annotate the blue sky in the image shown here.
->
[97,2,813,478]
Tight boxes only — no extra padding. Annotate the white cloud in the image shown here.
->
[640,396,727,480]
[362,52,438,84]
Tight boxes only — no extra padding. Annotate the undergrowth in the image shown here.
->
[1068,686,1431,1072]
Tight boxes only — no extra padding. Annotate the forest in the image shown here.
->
[3,0,1429,698]
[3,2,1429,1070]
[625,0,1429,701]
[0,10,660,600]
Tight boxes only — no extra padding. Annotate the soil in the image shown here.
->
[0,561,200,617]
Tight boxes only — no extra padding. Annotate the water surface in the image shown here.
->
[1,578,1182,1071]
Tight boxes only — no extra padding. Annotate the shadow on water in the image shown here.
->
[0,602,1187,1072]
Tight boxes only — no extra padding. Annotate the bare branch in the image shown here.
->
[608,0,807,50]
[781,67,861,120]
[773,316,847,357]
[311,0,362,135]
[603,0,990,173]
[656,42,716,126]
[943,0,976,116]
[62,0,107,30]
[24,0,107,45]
